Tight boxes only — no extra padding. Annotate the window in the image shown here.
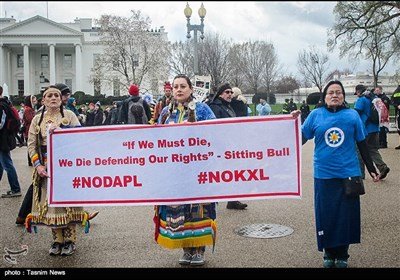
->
[65,79,72,93]
[94,79,101,96]
[112,56,119,69]
[41,54,49,68]
[18,80,24,96]
[17,55,24,68]
[133,53,139,67]
[93,54,100,65]
[64,54,72,68]
[113,79,120,96]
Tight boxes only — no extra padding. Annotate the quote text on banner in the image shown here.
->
[47,115,301,206]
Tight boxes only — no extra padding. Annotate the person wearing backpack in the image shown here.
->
[354,84,390,179]
[0,86,22,198]
[117,84,151,125]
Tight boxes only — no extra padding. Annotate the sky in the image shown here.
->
[0,1,397,77]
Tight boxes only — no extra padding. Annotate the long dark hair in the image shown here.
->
[160,74,196,124]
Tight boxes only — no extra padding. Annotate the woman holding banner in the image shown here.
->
[154,74,216,266]
[292,80,379,268]
[26,85,88,256]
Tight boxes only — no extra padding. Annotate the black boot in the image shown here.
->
[226,201,247,210]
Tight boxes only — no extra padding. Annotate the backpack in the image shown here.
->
[1,103,21,134]
[127,98,148,124]
[366,93,389,126]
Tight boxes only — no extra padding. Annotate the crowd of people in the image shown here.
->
[1,78,398,267]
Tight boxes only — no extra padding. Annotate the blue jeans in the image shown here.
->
[0,151,21,193]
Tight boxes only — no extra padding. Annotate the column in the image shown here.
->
[6,49,11,88]
[74,43,82,91]
[49,43,56,85]
[0,44,4,85]
[23,43,30,95]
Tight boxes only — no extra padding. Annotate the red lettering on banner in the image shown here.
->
[78,175,142,188]
[266,148,290,157]
[207,169,269,183]
[59,159,73,167]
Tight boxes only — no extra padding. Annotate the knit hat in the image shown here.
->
[95,101,101,107]
[164,82,172,91]
[216,83,232,97]
[129,84,139,96]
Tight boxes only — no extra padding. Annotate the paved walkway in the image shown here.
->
[0,133,399,269]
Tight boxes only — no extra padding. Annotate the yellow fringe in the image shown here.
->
[29,211,87,227]
[156,235,214,250]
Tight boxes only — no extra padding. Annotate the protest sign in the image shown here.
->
[47,115,301,206]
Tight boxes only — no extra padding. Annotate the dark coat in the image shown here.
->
[93,109,104,126]
[230,98,248,117]
[0,98,16,151]
[208,98,236,119]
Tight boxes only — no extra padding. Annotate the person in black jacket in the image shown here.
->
[391,85,400,150]
[209,83,248,210]
[117,84,151,124]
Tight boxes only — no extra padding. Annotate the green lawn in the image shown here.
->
[248,103,396,117]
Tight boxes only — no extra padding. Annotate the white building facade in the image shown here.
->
[0,15,168,96]
[280,73,398,104]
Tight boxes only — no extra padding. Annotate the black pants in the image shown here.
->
[379,127,387,147]
[18,184,33,218]
[15,133,24,146]
[324,245,349,261]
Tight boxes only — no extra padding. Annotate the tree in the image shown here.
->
[226,44,246,89]
[274,75,301,93]
[326,68,353,81]
[169,41,193,78]
[297,46,330,93]
[90,11,169,94]
[328,1,400,86]
[260,42,281,104]
[198,32,232,92]
[306,92,323,105]
[229,41,279,97]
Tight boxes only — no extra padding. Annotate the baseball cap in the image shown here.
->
[54,83,71,96]
[354,84,366,95]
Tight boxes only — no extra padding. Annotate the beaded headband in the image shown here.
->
[43,87,61,98]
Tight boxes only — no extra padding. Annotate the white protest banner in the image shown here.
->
[47,115,301,206]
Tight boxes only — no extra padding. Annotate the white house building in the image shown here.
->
[0,15,168,96]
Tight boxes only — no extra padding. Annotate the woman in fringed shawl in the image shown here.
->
[26,86,89,256]
[154,74,217,266]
